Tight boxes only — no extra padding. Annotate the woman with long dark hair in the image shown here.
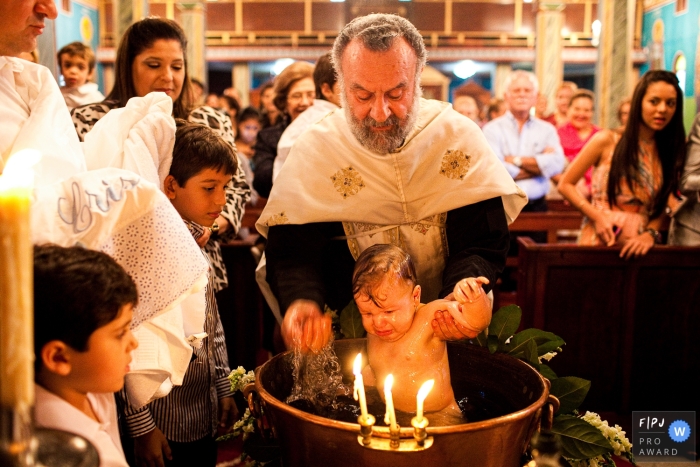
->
[71,17,250,292]
[558,70,686,259]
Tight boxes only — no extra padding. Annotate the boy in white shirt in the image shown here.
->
[33,245,139,467]
[57,41,104,109]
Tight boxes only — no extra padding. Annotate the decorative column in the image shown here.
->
[112,0,149,47]
[494,63,513,98]
[535,2,565,110]
[232,63,251,107]
[179,1,207,86]
[595,0,635,128]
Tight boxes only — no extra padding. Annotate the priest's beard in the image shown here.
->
[344,84,422,154]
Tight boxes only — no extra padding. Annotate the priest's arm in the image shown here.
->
[434,197,509,339]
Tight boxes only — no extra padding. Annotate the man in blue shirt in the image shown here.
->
[482,70,566,212]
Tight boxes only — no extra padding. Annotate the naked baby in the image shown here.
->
[352,244,491,422]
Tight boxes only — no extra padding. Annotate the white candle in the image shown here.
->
[353,353,368,418]
[384,374,397,428]
[416,379,435,421]
[0,150,40,410]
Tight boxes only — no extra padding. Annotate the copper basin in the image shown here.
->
[253,339,549,467]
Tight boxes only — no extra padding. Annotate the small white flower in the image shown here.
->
[538,351,558,363]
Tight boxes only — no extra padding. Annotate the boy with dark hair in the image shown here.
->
[57,41,104,109]
[34,244,139,467]
[313,52,340,106]
[124,121,238,467]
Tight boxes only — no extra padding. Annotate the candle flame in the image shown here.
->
[0,149,41,191]
[384,374,394,393]
[353,353,362,375]
[417,379,434,403]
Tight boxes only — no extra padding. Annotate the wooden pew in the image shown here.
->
[241,197,267,230]
[515,237,700,414]
[509,210,583,244]
[505,211,583,268]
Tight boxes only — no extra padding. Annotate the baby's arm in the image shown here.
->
[450,277,492,337]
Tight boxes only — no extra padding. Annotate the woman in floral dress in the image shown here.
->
[558,71,686,259]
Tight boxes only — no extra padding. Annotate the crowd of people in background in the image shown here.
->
[16,14,700,279]
[20,22,700,258]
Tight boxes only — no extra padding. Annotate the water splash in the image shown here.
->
[286,339,351,414]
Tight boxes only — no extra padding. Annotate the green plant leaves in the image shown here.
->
[339,300,366,338]
[551,415,613,460]
[536,363,558,380]
[489,304,522,344]
[504,328,565,359]
[523,338,539,365]
[550,377,591,415]
[475,328,488,347]
[487,334,500,354]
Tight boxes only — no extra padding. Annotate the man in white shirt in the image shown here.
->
[482,70,566,212]
[0,0,84,179]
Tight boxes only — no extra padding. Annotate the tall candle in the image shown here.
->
[353,353,368,418]
[416,379,435,421]
[0,150,39,411]
[384,374,397,428]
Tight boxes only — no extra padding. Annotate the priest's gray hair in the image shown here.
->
[332,14,427,83]
[504,69,539,94]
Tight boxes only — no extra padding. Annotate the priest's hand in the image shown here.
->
[434,278,492,340]
[432,310,480,340]
[282,300,332,353]
[133,427,172,467]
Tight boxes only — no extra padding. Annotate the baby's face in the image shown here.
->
[355,276,419,342]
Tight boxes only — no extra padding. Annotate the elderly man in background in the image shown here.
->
[257,14,527,352]
[0,0,84,177]
[482,70,566,214]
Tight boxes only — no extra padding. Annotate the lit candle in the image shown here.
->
[384,374,397,428]
[416,379,435,421]
[353,353,368,418]
[0,150,40,411]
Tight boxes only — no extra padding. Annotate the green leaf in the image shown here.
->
[551,414,613,459]
[536,363,558,380]
[339,300,366,339]
[550,377,591,414]
[488,305,522,345]
[524,339,539,365]
[475,329,488,347]
[487,334,499,354]
[504,328,565,357]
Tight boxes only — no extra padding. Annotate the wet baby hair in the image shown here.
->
[352,244,417,306]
